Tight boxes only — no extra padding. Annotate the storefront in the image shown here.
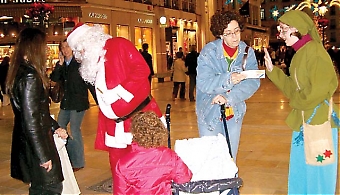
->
[0,2,83,64]
[110,9,155,71]
[164,17,198,57]
[242,24,269,50]
[81,7,111,34]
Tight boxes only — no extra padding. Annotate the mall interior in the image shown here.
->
[0,71,339,194]
[0,0,339,194]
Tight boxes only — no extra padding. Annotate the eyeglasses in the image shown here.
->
[222,28,241,37]
[277,25,290,35]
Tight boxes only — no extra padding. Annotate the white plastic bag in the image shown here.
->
[54,134,81,195]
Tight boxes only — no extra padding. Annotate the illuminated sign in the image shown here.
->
[137,18,152,24]
[0,0,45,3]
[88,12,108,20]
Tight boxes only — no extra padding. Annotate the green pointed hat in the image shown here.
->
[278,10,321,44]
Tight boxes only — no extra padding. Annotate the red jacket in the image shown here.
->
[114,143,193,195]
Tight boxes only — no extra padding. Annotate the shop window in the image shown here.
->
[0,46,13,59]
[86,23,110,35]
[47,44,60,69]
[135,27,153,71]
[0,21,19,38]
[53,23,63,36]
[172,0,179,9]
[189,0,196,13]
[117,25,129,39]
[184,29,196,54]
[330,6,336,15]
[260,8,265,20]
[144,0,152,4]
[182,0,189,11]
[164,0,171,7]
[7,22,19,38]
[63,21,75,36]
[134,27,152,54]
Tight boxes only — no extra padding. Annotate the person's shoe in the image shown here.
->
[180,98,186,101]
[72,167,83,172]
[190,99,195,102]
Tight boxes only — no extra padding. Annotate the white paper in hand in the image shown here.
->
[241,70,265,79]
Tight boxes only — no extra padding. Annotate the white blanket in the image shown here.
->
[174,134,238,195]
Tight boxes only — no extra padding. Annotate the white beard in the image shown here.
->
[78,49,106,85]
[71,25,111,85]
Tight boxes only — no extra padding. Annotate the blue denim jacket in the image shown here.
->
[196,39,260,133]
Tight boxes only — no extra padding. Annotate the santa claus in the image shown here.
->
[66,23,164,180]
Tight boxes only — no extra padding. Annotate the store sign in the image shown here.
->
[137,18,152,24]
[0,0,45,3]
[88,12,108,20]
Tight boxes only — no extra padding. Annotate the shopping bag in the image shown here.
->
[303,99,335,166]
[54,134,81,195]
[303,120,335,166]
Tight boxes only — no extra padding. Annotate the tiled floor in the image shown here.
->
[0,72,339,195]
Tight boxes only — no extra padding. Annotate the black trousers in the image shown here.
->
[29,182,63,195]
[173,82,186,99]
[0,81,5,102]
[188,74,196,101]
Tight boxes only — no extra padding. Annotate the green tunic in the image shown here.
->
[266,40,339,131]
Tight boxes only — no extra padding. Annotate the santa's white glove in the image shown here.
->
[98,88,121,105]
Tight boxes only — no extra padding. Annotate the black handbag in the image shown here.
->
[49,80,64,103]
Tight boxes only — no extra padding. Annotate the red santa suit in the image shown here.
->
[67,24,163,180]
[95,37,163,169]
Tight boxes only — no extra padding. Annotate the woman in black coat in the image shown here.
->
[6,28,67,195]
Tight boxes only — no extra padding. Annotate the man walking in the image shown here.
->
[141,43,154,84]
[185,45,199,102]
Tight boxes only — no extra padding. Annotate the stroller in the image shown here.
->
[165,104,243,195]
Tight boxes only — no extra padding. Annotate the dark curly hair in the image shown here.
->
[210,11,244,38]
[131,111,168,148]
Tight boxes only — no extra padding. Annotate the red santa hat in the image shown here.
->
[67,22,92,49]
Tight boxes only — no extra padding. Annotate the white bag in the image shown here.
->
[174,134,238,195]
[54,134,81,195]
[303,98,335,166]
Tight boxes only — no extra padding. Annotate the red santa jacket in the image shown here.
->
[114,142,193,195]
[94,37,162,150]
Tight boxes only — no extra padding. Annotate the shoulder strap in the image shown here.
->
[242,46,249,71]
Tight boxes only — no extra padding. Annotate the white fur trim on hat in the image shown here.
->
[67,24,92,49]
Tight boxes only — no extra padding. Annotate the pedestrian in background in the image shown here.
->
[185,45,199,102]
[6,27,67,195]
[141,43,154,85]
[196,10,260,160]
[172,52,188,101]
[0,56,10,106]
[50,39,97,172]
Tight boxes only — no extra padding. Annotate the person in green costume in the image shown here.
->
[263,10,339,194]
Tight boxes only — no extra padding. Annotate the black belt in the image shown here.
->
[114,95,152,123]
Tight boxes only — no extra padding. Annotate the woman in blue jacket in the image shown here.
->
[196,11,260,160]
